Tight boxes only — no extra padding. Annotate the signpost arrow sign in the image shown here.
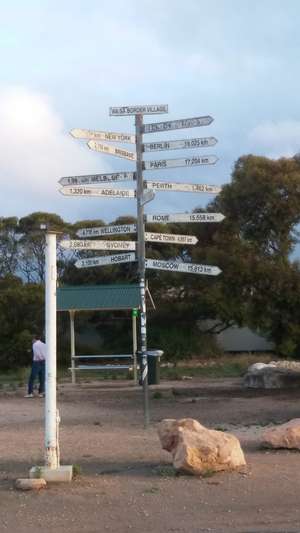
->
[145,258,221,276]
[76,224,137,238]
[145,213,225,223]
[145,232,198,245]
[70,128,136,144]
[109,104,168,116]
[59,172,136,186]
[143,116,213,134]
[59,187,136,199]
[143,137,218,152]
[60,240,136,251]
[143,155,218,170]
[87,140,136,161]
[75,252,136,269]
[141,190,155,206]
[145,181,222,194]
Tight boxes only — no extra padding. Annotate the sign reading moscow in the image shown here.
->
[145,258,221,276]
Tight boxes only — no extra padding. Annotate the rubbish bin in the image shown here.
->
[137,350,163,385]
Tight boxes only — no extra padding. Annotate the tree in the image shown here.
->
[0,217,20,277]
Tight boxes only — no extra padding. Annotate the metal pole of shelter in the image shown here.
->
[70,310,76,385]
[135,113,149,427]
[132,312,138,385]
[45,232,59,469]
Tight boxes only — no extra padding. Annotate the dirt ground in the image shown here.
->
[2,378,300,533]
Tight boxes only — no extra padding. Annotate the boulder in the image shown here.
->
[15,478,47,491]
[262,419,300,449]
[157,418,246,475]
[243,362,300,389]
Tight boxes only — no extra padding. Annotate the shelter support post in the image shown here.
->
[132,312,138,385]
[69,310,76,384]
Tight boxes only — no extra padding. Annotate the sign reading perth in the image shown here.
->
[76,224,137,238]
[59,172,135,187]
[75,253,136,269]
[60,240,136,251]
[145,258,221,276]
[145,181,222,194]
[143,155,218,170]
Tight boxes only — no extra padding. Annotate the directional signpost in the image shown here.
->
[59,187,136,198]
[145,232,198,245]
[62,104,223,428]
[76,224,137,238]
[146,213,225,224]
[143,155,218,170]
[75,253,136,269]
[145,258,221,276]
[60,239,136,251]
[145,181,222,194]
[59,172,135,186]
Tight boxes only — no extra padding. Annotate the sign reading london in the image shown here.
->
[88,140,136,161]
[143,116,213,134]
[59,187,136,198]
[143,137,217,152]
[146,213,225,223]
[110,104,168,116]
[145,181,222,194]
[145,258,221,276]
[75,253,136,269]
[59,172,135,187]
[143,155,218,170]
[70,129,136,144]
[60,240,136,251]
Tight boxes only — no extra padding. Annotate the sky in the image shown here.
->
[1,0,300,225]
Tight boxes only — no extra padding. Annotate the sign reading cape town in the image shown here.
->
[75,253,136,269]
[59,172,135,186]
[60,239,136,251]
[145,232,198,245]
[145,258,221,276]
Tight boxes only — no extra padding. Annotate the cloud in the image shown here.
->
[248,120,300,158]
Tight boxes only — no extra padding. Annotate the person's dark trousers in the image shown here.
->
[28,360,45,395]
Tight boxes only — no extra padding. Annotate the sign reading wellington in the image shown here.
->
[59,187,136,198]
[88,140,136,161]
[144,155,218,170]
[145,181,222,194]
[145,232,198,245]
[109,104,168,116]
[70,129,136,144]
[76,224,137,238]
[145,258,221,276]
[146,213,225,223]
[143,116,213,134]
[60,240,136,251]
[143,137,217,152]
[75,253,136,269]
[59,172,135,187]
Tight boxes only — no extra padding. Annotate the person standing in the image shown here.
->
[25,335,46,398]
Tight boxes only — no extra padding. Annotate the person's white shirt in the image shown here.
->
[32,340,46,362]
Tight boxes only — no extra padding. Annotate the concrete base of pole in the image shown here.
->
[29,465,73,483]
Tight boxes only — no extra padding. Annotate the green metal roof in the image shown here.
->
[57,284,141,312]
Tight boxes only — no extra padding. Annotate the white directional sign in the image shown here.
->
[143,116,213,134]
[76,224,137,238]
[145,181,222,194]
[141,189,155,206]
[75,252,136,269]
[59,187,136,199]
[145,258,221,276]
[59,172,136,186]
[143,155,218,170]
[109,104,168,116]
[60,240,136,251]
[146,213,225,223]
[88,140,136,161]
[70,128,136,144]
[143,137,217,152]
[145,232,198,245]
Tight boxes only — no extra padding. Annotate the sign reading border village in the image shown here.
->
[70,128,136,144]
[143,155,218,170]
[145,181,222,194]
[143,115,213,134]
[59,172,136,187]
[109,104,168,116]
[145,258,221,276]
[75,252,136,269]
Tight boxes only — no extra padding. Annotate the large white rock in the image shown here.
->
[262,419,300,449]
[15,478,47,491]
[157,418,246,475]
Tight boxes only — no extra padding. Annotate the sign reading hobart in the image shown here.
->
[75,252,136,269]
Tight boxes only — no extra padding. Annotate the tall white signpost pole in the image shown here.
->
[135,113,149,428]
[45,231,59,469]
